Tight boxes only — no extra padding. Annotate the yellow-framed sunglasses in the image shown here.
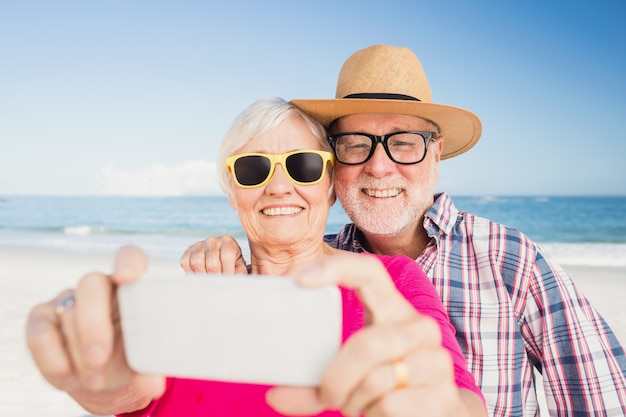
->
[225,150,334,189]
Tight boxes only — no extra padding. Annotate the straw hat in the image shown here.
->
[291,45,482,159]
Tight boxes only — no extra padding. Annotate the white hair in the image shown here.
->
[217,97,331,196]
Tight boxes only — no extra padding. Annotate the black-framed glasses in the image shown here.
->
[328,131,437,165]
[225,150,334,188]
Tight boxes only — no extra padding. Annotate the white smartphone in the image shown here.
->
[117,273,342,386]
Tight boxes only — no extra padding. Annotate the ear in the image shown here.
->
[228,193,238,210]
[328,186,336,206]
[434,135,444,162]
[227,181,238,210]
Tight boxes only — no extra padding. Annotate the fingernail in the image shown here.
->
[115,261,133,274]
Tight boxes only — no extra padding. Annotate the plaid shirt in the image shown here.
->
[325,193,626,417]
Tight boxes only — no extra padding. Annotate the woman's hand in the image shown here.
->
[25,245,166,415]
[180,235,248,274]
[267,253,485,417]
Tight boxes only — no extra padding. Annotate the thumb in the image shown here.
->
[111,245,148,285]
[133,374,167,399]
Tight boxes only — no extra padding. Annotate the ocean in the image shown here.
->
[1,195,625,266]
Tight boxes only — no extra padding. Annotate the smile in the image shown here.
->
[362,188,403,198]
[262,206,303,216]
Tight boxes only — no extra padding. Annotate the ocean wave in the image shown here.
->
[63,225,108,235]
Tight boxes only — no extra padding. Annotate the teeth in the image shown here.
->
[363,188,402,198]
[262,206,303,216]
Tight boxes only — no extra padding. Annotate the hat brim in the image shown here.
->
[291,98,482,160]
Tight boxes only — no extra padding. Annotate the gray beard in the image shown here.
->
[336,167,438,236]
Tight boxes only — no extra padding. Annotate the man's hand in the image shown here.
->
[180,235,248,274]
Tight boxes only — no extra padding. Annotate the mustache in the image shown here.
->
[352,176,408,190]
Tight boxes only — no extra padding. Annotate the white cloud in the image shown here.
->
[93,160,222,196]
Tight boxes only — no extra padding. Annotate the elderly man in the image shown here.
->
[183,45,626,416]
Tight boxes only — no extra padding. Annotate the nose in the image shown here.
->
[363,142,395,177]
[265,164,293,194]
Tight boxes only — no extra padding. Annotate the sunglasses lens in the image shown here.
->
[286,152,324,183]
[233,155,271,186]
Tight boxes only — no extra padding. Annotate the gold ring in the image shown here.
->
[55,294,75,315]
[392,358,409,389]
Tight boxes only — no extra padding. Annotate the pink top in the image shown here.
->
[121,254,483,416]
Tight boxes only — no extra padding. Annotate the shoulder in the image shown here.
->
[434,193,536,244]
[454,209,539,251]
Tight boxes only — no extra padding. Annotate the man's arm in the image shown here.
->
[523,251,626,414]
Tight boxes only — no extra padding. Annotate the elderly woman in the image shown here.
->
[26,97,486,417]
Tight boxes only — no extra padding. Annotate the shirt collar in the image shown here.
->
[330,192,459,249]
[424,192,459,238]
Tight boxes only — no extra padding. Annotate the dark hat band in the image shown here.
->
[343,93,421,101]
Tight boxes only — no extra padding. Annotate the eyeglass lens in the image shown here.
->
[332,132,431,164]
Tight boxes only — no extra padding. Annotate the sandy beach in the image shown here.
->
[1,247,625,417]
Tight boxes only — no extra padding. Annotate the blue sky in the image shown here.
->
[1,1,625,196]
